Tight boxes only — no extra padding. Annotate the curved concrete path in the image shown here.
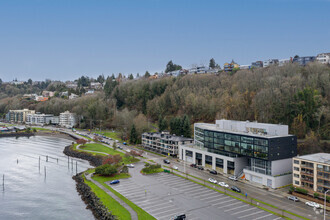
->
[85,173,138,220]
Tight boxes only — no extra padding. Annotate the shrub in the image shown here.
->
[294,187,308,195]
[314,192,319,198]
[95,164,117,176]
[103,154,122,165]
[121,166,128,173]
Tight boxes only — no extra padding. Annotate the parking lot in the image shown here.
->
[108,163,283,220]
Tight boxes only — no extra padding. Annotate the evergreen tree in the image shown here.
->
[209,58,216,69]
[158,115,168,132]
[130,124,138,144]
[137,73,140,78]
[182,115,191,137]
[104,76,118,98]
[165,60,182,73]
[144,71,150,78]
[129,74,134,80]
[170,117,182,135]
[97,74,105,83]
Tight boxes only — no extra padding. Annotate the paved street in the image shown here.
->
[108,162,283,220]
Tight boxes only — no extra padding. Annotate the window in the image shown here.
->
[294,166,300,171]
[294,174,299,178]
[294,160,299,165]
[294,181,300,185]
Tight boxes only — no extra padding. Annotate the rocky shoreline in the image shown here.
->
[63,145,103,167]
[73,173,116,220]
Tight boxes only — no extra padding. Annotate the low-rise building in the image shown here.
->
[293,153,330,193]
[142,131,193,157]
[69,93,79,100]
[179,119,297,189]
[251,61,263,68]
[42,91,55,97]
[263,59,279,67]
[279,58,291,66]
[239,65,251,70]
[316,53,330,65]
[6,109,36,123]
[224,61,239,72]
[59,111,77,128]
[292,56,316,66]
[26,113,59,125]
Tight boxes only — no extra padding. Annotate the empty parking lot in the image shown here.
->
[108,162,283,220]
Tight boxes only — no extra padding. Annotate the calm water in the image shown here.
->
[0,136,94,220]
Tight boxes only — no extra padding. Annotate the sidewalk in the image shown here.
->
[85,173,138,220]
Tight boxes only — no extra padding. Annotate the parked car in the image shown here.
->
[209,170,217,175]
[229,176,238,181]
[287,196,299,202]
[163,159,170,164]
[197,166,204,170]
[123,142,127,145]
[117,146,123,149]
[190,164,197,168]
[110,180,120,185]
[127,164,135,168]
[231,186,241,193]
[305,201,320,208]
[208,178,217,184]
[172,166,178,170]
[218,182,229,188]
[172,214,186,220]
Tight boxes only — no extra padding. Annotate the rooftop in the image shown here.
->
[143,132,193,142]
[297,153,330,164]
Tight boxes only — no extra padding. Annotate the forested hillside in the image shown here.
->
[0,63,329,144]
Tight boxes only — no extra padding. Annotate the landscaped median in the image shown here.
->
[140,163,163,175]
[169,169,309,220]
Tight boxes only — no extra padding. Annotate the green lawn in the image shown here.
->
[94,130,123,142]
[92,174,156,220]
[83,175,131,220]
[81,143,140,164]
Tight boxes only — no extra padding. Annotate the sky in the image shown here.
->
[0,0,329,81]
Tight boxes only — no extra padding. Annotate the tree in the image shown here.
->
[95,164,117,176]
[144,71,150,78]
[112,142,117,151]
[158,115,168,132]
[209,58,216,69]
[129,74,134,80]
[0,78,2,86]
[165,60,182,73]
[103,154,123,165]
[182,115,191,137]
[27,78,33,85]
[76,139,87,146]
[137,73,140,78]
[77,76,90,87]
[97,74,105,84]
[130,124,138,144]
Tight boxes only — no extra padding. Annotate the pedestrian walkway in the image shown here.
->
[84,173,138,220]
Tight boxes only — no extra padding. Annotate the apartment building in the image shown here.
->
[316,53,330,65]
[142,131,193,157]
[26,113,59,125]
[251,61,263,68]
[279,58,291,66]
[59,111,77,128]
[6,109,36,123]
[263,59,279,67]
[293,153,330,193]
[179,119,297,189]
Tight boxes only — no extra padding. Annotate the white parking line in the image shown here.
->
[232,207,257,215]
[153,208,181,218]
[141,202,172,210]
[135,198,160,205]
[168,181,191,186]
[238,210,263,219]
[191,191,214,197]
[120,191,145,196]
[160,179,186,185]
[253,213,273,220]
[212,198,236,206]
[155,210,182,219]
[219,201,241,208]
[148,204,175,213]
[116,188,143,194]
[183,186,206,193]
[272,217,282,220]
[175,184,199,190]
[225,204,248,212]
[114,186,141,191]
[200,194,222,201]
[207,196,227,203]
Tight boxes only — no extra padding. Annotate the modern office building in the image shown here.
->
[316,53,330,65]
[59,111,77,128]
[26,113,59,125]
[6,109,36,123]
[179,119,297,188]
[292,153,330,193]
[142,131,193,157]
[292,56,316,66]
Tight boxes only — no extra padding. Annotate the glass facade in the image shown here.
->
[250,158,271,175]
[195,126,269,160]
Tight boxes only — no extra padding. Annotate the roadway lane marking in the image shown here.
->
[200,194,222,201]
[219,201,242,208]
[225,204,249,212]
[232,207,257,215]
[253,213,273,220]
[272,217,282,220]
[212,198,236,206]
[238,210,264,219]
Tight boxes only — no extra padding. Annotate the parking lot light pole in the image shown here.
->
[325,190,329,220]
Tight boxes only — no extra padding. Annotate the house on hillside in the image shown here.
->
[316,53,330,64]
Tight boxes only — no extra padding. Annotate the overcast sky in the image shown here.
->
[0,0,329,82]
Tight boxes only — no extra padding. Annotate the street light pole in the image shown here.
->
[325,190,329,220]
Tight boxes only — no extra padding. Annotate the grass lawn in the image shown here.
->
[32,127,51,131]
[82,143,140,164]
[147,159,156,163]
[83,175,131,220]
[141,168,164,175]
[73,144,107,157]
[92,174,156,220]
[94,130,123,142]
